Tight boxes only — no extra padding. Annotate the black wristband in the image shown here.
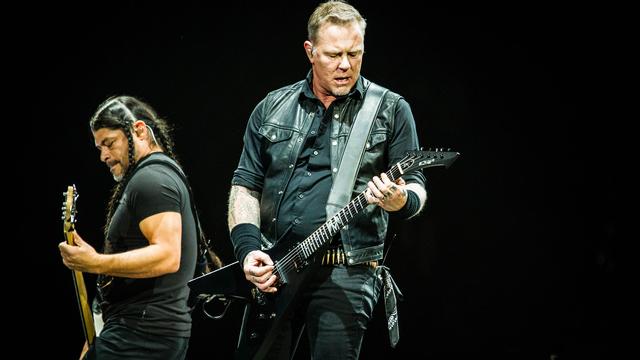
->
[230,223,262,264]
[392,189,420,220]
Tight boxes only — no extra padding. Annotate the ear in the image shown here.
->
[303,41,314,62]
[132,120,147,139]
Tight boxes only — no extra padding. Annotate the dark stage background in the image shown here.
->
[19,2,623,359]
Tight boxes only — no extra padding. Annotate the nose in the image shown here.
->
[338,54,351,71]
[99,148,110,163]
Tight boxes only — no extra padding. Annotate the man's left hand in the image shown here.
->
[365,173,407,212]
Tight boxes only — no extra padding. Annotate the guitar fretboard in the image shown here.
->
[274,163,403,275]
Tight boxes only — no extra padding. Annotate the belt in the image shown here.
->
[320,247,378,268]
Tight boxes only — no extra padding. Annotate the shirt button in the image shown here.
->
[289,164,294,168]
[294,218,301,224]
[334,114,339,119]
[332,168,338,173]
[332,140,338,146]
[298,193,304,199]
[306,172,311,176]
[310,130,316,135]
[271,134,276,140]
[278,190,283,195]
[313,150,319,156]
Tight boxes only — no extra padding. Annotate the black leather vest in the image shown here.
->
[258,76,403,264]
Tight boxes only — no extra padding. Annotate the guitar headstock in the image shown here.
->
[62,185,78,233]
[398,148,460,174]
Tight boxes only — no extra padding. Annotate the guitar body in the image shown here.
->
[236,243,324,360]
[63,185,96,346]
[190,241,323,360]
[188,150,460,360]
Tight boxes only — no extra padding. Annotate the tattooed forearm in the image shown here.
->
[228,185,262,230]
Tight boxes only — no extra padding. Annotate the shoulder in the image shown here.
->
[364,77,404,107]
[128,157,184,193]
[252,79,307,122]
[265,79,306,99]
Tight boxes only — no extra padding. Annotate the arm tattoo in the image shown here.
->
[228,185,261,230]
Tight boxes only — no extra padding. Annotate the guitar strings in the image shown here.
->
[274,165,403,275]
[275,165,402,274]
[246,153,446,284]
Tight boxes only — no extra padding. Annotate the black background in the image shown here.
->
[17,1,624,359]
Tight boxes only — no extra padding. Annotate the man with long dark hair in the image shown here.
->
[59,95,197,359]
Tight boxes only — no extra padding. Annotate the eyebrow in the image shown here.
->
[96,136,116,149]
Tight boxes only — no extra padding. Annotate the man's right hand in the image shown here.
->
[243,250,278,293]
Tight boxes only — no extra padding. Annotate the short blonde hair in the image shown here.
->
[307,1,367,43]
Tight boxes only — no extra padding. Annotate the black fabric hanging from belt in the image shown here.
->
[376,265,404,347]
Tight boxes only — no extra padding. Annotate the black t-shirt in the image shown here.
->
[100,153,196,338]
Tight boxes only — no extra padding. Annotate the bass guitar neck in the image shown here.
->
[62,185,96,346]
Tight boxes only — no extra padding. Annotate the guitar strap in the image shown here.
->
[325,81,388,217]
[324,82,404,348]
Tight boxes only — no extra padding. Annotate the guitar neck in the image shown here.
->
[65,230,96,345]
[275,163,402,272]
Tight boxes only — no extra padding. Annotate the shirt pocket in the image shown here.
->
[259,124,293,143]
[365,131,388,152]
[258,125,294,166]
[357,130,388,184]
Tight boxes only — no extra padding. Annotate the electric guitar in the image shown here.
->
[188,149,460,359]
[62,185,96,346]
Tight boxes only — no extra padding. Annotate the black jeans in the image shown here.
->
[84,322,189,360]
[269,264,381,360]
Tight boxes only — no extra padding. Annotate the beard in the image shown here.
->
[110,162,126,182]
[332,87,351,97]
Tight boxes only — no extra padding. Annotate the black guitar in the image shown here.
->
[62,185,96,346]
[188,149,459,359]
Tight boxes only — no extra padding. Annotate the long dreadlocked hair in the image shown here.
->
[89,95,179,238]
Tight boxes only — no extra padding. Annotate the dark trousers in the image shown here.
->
[84,322,189,360]
[269,265,381,360]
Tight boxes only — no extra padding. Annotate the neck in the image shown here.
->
[134,147,163,163]
[312,84,337,109]
[133,144,162,162]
